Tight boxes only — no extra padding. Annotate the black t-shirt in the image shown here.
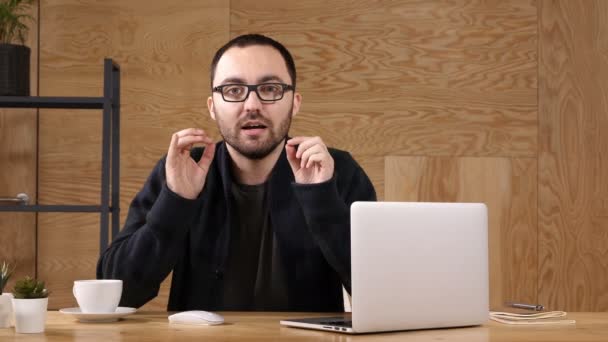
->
[221,182,288,310]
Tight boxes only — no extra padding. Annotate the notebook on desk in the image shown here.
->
[280,201,489,334]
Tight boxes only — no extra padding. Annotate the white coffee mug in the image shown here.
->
[73,279,122,313]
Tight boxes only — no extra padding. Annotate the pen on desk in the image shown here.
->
[505,302,544,311]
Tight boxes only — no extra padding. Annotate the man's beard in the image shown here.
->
[216,108,292,160]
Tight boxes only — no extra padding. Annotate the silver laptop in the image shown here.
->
[281,201,489,334]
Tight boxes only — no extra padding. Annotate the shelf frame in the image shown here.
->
[0,58,121,253]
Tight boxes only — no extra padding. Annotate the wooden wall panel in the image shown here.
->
[352,155,384,200]
[37,213,98,306]
[27,0,608,312]
[0,0,39,288]
[38,0,229,309]
[32,0,540,310]
[231,0,537,158]
[385,156,537,310]
[231,0,539,309]
[539,0,608,311]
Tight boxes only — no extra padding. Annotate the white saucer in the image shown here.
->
[59,307,137,322]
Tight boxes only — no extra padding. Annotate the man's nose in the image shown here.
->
[243,89,263,111]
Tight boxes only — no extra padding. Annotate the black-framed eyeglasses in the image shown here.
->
[212,83,295,102]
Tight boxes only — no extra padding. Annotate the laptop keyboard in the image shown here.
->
[319,320,352,327]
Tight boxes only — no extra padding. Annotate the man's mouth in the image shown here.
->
[242,124,267,130]
[241,121,268,135]
[241,121,268,130]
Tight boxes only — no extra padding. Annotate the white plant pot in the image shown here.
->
[12,297,48,333]
[0,293,14,328]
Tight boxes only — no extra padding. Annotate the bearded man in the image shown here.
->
[98,34,376,312]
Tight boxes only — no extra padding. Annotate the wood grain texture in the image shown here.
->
[0,0,39,289]
[232,0,538,158]
[33,0,542,311]
[27,0,608,313]
[37,213,99,308]
[352,154,384,200]
[538,0,608,311]
[0,117,36,283]
[37,0,229,309]
[385,156,537,310]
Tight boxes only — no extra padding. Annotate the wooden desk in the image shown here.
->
[0,311,606,341]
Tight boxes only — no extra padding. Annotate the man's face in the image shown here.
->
[208,45,301,160]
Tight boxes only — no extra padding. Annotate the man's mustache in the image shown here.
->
[238,111,271,127]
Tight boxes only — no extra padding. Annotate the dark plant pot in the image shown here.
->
[0,44,31,96]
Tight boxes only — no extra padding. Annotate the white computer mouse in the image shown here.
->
[168,310,225,326]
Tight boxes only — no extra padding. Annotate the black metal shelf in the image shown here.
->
[0,96,105,109]
[0,58,120,253]
[0,205,105,212]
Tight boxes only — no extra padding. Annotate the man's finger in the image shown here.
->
[286,136,309,146]
[299,144,325,168]
[167,132,180,162]
[198,142,216,171]
[294,137,324,159]
[175,128,208,138]
[305,153,326,169]
[174,135,212,150]
[285,144,301,174]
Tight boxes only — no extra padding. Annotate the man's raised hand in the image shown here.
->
[286,136,334,184]
[165,128,216,199]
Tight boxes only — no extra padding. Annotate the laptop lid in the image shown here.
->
[350,201,489,333]
[281,201,489,334]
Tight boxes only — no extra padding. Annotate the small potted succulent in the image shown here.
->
[0,261,16,328]
[11,276,49,333]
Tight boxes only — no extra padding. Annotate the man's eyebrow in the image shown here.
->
[217,75,286,85]
[218,77,246,85]
[258,75,285,83]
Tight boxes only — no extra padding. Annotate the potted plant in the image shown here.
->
[0,261,15,328]
[11,276,49,333]
[0,0,34,96]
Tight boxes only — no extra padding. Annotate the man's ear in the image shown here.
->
[292,92,302,118]
[207,96,216,121]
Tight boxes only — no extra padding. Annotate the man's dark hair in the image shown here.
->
[210,34,296,89]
